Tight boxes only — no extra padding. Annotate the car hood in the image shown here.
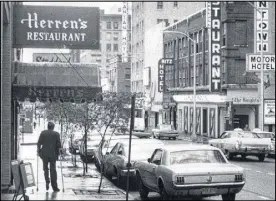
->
[168,163,244,175]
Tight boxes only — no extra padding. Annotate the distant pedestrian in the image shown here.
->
[33,122,36,129]
[243,124,251,131]
[37,122,61,192]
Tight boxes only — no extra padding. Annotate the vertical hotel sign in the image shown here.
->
[122,2,128,62]
[254,2,269,53]
[207,2,221,92]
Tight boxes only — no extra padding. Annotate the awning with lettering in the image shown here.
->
[12,85,102,103]
[173,94,227,103]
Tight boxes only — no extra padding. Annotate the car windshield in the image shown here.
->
[257,132,274,139]
[125,144,163,161]
[160,125,172,130]
[170,150,226,165]
[232,132,260,138]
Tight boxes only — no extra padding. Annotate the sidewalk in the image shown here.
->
[2,120,134,200]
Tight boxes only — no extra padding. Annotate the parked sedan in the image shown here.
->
[79,135,102,162]
[93,135,138,171]
[252,129,275,157]
[103,139,165,187]
[209,130,273,161]
[68,131,83,154]
[152,124,179,140]
[134,145,245,200]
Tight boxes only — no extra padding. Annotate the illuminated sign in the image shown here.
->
[122,2,128,62]
[33,53,71,63]
[13,5,100,49]
[158,58,173,92]
[209,2,221,92]
[255,2,269,53]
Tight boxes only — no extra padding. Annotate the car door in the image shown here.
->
[215,132,228,148]
[114,144,126,174]
[105,143,120,175]
[146,149,163,190]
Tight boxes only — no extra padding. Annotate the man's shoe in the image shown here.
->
[53,188,60,192]
[46,183,49,191]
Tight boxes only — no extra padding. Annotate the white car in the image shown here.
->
[209,130,273,161]
[134,145,245,200]
[152,124,179,140]
[252,129,275,157]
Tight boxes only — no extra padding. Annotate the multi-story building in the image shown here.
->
[131,1,206,94]
[162,2,275,138]
[73,9,131,92]
[107,55,131,93]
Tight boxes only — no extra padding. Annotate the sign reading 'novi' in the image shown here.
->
[13,5,100,49]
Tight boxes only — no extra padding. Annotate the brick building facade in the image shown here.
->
[162,2,271,138]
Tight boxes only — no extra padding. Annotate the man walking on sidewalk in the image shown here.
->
[37,122,61,192]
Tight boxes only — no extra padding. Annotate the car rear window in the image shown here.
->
[232,132,260,138]
[170,150,226,165]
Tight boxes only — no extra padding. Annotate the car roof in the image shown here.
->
[163,144,220,152]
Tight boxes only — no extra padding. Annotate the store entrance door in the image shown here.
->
[233,115,249,130]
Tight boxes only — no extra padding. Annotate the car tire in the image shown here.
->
[225,150,234,160]
[158,136,161,140]
[222,193,236,201]
[80,154,86,162]
[159,181,171,200]
[258,154,265,162]
[173,137,176,140]
[137,174,149,200]
[241,154,246,160]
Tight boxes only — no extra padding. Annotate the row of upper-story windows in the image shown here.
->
[105,21,119,30]
[157,2,179,9]
[132,20,144,35]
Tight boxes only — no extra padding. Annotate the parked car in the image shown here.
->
[209,130,273,161]
[152,124,179,140]
[79,135,102,162]
[134,145,245,200]
[68,131,83,154]
[103,139,165,187]
[93,135,138,171]
[252,128,275,157]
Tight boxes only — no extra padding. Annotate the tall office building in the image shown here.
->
[131,2,205,93]
[71,9,131,92]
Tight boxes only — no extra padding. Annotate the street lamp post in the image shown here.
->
[248,2,264,131]
[163,30,197,137]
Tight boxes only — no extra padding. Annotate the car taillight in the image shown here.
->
[269,143,274,151]
[175,176,185,184]
[235,141,242,150]
[235,174,243,182]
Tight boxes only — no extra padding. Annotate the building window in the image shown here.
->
[106,44,111,52]
[106,22,112,29]
[113,32,119,41]
[157,2,163,9]
[174,19,178,23]
[113,22,119,29]
[113,44,118,52]
[173,2,178,7]
[125,74,131,79]
[235,21,247,45]
[106,32,111,41]
[157,19,169,26]
[222,22,227,46]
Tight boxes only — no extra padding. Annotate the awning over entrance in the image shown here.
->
[12,85,102,103]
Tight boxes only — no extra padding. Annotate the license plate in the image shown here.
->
[202,188,217,195]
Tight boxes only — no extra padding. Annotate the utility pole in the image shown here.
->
[85,102,88,173]
[126,94,136,201]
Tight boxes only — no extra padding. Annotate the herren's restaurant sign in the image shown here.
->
[207,2,221,92]
[13,5,100,49]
